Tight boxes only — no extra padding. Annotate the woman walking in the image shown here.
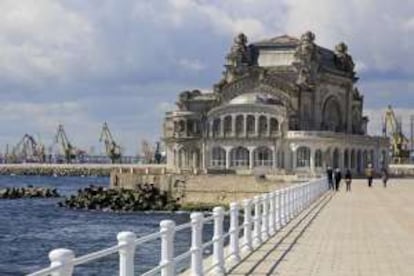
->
[345,169,352,192]
[381,167,389,188]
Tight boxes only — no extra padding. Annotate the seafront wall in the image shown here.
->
[109,169,310,205]
[0,164,166,177]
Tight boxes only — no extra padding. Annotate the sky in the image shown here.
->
[0,0,414,155]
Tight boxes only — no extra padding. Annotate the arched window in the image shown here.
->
[332,148,340,168]
[211,147,226,168]
[246,115,255,136]
[258,115,267,136]
[322,97,342,132]
[315,149,323,167]
[212,118,221,137]
[254,146,273,167]
[223,116,232,137]
[270,118,279,136]
[230,147,249,167]
[357,150,362,173]
[297,146,311,167]
[363,150,368,168]
[351,149,356,169]
[344,149,349,169]
[235,115,244,137]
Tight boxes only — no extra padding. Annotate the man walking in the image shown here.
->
[334,168,342,191]
[366,164,374,187]
[326,166,334,190]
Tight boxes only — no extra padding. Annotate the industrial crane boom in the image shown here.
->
[99,122,122,163]
[383,105,410,164]
[55,124,76,163]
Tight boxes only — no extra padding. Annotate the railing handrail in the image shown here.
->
[27,177,329,276]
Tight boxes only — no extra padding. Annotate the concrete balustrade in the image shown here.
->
[27,178,328,276]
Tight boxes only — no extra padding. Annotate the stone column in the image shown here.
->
[249,147,255,170]
[267,116,271,137]
[243,114,247,137]
[220,116,224,137]
[310,147,315,174]
[232,114,236,137]
[225,147,231,169]
[202,142,207,171]
[255,114,259,137]
[272,145,277,169]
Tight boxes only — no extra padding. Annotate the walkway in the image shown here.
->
[226,178,414,276]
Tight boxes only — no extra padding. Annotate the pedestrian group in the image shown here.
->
[326,164,389,192]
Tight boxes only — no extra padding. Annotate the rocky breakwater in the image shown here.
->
[0,186,60,199]
[0,166,111,177]
[59,184,179,212]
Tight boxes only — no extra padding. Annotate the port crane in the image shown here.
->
[55,124,77,163]
[9,134,45,163]
[383,105,410,164]
[99,122,122,163]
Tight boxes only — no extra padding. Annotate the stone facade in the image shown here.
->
[163,31,389,175]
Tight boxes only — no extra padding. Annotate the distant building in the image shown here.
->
[163,31,389,174]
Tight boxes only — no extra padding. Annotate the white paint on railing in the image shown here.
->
[27,178,329,276]
[212,206,225,275]
[229,202,240,263]
[190,212,204,276]
[160,220,175,276]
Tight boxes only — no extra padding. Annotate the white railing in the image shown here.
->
[27,178,328,276]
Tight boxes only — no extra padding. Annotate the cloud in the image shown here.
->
[0,0,413,155]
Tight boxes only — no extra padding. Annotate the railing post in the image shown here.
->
[190,212,204,276]
[286,187,291,221]
[252,195,262,247]
[275,191,281,230]
[160,220,175,276]
[261,193,270,241]
[48,248,75,276]
[229,202,241,263]
[242,198,253,252]
[280,189,286,226]
[269,192,276,235]
[117,231,137,276]
[213,206,225,275]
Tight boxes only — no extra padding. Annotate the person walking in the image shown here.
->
[326,166,334,190]
[334,168,342,191]
[366,164,374,187]
[345,169,352,192]
[381,167,389,188]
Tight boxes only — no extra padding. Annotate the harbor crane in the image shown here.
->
[382,105,410,164]
[99,122,122,163]
[9,134,45,163]
[55,124,77,163]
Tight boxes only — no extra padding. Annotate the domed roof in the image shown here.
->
[229,93,282,105]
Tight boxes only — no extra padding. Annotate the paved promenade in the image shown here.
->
[227,178,414,276]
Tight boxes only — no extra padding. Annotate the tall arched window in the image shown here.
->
[351,149,356,169]
[270,118,279,136]
[322,97,342,132]
[235,115,244,137]
[357,150,362,173]
[297,146,311,167]
[258,115,267,136]
[211,147,226,168]
[344,149,349,169]
[332,148,340,168]
[212,118,221,137]
[315,149,323,167]
[223,116,232,137]
[254,146,273,167]
[230,147,249,167]
[246,115,255,136]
